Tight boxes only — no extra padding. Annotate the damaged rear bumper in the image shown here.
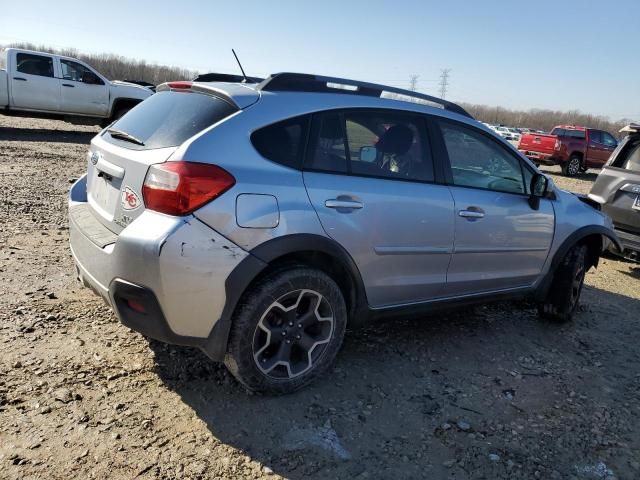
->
[69,175,248,348]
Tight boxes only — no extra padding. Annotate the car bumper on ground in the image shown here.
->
[611,227,640,258]
[68,174,249,347]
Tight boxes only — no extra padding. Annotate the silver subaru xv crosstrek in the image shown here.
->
[69,73,620,394]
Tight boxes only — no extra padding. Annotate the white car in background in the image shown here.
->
[0,48,153,125]
[493,126,521,142]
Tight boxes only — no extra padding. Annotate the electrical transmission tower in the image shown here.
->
[409,74,419,92]
[439,69,451,99]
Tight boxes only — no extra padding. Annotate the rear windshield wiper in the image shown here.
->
[107,128,145,146]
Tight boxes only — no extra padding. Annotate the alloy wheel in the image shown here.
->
[252,289,334,379]
[569,263,585,309]
[567,158,580,176]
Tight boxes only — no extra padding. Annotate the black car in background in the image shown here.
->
[589,124,640,261]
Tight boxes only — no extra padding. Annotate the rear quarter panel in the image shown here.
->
[180,105,327,250]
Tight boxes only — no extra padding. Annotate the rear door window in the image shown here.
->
[305,109,434,182]
[306,112,349,173]
[103,91,237,150]
[251,115,309,169]
[344,111,434,182]
[16,53,54,77]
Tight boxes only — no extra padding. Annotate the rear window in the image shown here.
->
[551,128,586,139]
[104,91,237,150]
[16,52,54,77]
[251,115,310,169]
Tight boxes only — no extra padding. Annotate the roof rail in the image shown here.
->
[257,72,472,118]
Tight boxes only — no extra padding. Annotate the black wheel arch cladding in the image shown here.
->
[202,233,368,361]
[535,225,621,301]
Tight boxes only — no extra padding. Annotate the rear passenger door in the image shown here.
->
[10,52,60,111]
[435,119,554,296]
[303,109,455,307]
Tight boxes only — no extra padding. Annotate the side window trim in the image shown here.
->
[434,117,530,196]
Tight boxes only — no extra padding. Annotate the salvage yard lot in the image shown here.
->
[1,115,639,480]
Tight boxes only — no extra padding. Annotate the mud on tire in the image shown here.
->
[538,244,588,322]
[224,267,347,394]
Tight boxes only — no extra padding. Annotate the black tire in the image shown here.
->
[561,155,582,176]
[538,244,587,322]
[224,267,347,394]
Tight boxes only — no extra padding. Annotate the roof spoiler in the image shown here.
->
[257,72,473,118]
[193,72,264,84]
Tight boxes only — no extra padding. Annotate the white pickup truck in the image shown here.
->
[0,48,153,125]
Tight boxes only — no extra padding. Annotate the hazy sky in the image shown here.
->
[2,0,638,120]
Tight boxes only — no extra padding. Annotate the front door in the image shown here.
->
[436,119,555,296]
[303,109,455,307]
[59,59,109,116]
[10,51,60,111]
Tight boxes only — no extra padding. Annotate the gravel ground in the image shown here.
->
[1,115,639,479]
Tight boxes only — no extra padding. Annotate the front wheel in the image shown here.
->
[538,244,587,322]
[224,267,347,394]
[561,155,582,176]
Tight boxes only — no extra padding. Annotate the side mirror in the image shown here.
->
[359,145,377,163]
[529,173,549,210]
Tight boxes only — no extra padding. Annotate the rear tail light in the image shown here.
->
[142,162,235,216]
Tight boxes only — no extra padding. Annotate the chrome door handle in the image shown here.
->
[458,209,485,219]
[325,199,363,209]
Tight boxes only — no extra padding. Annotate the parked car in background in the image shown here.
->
[518,125,618,176]
[589,124,640,261]
[492,125,520,142]
[0,48,153,125]
[69,73,619,394]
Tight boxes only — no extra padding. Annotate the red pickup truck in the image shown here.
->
[518,125,618,176]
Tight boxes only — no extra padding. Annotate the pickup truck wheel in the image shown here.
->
[538,244,587,322]
[224,267,347,394]
[561,155,582,176]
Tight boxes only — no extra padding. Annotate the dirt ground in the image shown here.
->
[1,115,639,480]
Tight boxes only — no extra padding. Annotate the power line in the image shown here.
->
[439,69,451,99]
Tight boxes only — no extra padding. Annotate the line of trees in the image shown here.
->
[2,43,198,85]
[459,103,632,136]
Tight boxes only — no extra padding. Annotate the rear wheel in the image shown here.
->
[538,244,587,322]
[224,267,347,394]
[561,155,582,176]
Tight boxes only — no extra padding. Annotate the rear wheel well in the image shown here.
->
[246,251,361,325]
[110,98,141,120]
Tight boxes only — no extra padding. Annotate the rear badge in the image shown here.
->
[122,187,142,211]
